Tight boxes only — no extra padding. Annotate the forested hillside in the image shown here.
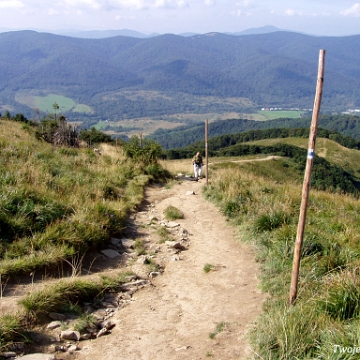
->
[149,114,360,148]
[1,30,360,125]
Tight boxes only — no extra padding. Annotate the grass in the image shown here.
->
[19,272,134,318]
[134,238,146,255]
[256,110,304,120]
[201,155,360,359]
[156,226,173,243]
[163,205,184,220]
[0,120,159,276]
[209,321,227,339]
[0,117,169,350]
[0,272,134,349]
[203,263,214,273]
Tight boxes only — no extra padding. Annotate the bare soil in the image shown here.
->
[73,179,265,360]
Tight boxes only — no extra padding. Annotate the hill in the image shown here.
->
[148,114,360,149]
[2,115,360,358]
[1,31,360,127]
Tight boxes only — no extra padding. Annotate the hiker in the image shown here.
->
[192,151,203,179]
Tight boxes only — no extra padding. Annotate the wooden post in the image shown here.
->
[289,49,326,305]
[205,119,209,185]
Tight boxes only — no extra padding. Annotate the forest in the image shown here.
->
[148,114,360,148]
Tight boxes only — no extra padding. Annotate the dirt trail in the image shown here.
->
[75,179,265,360]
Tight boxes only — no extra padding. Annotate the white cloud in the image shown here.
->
[62,0,108,10]
[284,8,303,16]
[153,0,188,9]
[340,3,360,17]
[235,0,255,9]
[0,0,24,8]
[232,0,255,16]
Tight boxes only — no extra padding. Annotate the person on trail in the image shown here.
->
[192,151,203,180]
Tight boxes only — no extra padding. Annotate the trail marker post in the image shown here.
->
[289,49,326,305]
[205,119,209,185]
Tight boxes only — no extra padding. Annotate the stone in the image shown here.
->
[68,345,78,353]
[165,241,187,251]
[49,312,66,321]
[60,330,81,341]
[96,328,110,338]
[110,237,122,246]
[149,271,161,278]
[120,279,150,291]
[101,249,121,258]
[47,321,62,330]
[175,346,191,352]
[80,333,93,340]
[1,352,16,358]
[101,320,116,330]
[54,345,67,352]
[164,221,180,228]
[178,227,189,237]
[186,191,195,195]
[16,355,56,360]
[121,238,135,250]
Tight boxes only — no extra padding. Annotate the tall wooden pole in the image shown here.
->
[289,49,326,305]
[205,119,209,185]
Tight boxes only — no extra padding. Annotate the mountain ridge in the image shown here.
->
[1,30,360,124]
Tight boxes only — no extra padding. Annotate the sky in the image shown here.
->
[1,0,360,37]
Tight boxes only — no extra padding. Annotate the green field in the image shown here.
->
[15,92,92,115]
[34,94,75,113]
[72,103,93,114]
[254,110,304,120]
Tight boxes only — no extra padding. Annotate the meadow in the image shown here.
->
[199,155,360,359]
[0,117,169,349]
[2,114,360,358]
[15,93,92,115]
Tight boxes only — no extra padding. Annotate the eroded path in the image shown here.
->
[75,179,265,360]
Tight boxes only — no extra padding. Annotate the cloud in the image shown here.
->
[340,3,360,17]
[284,8,303,16]
[0,0,24,8]
[232,0,255,16]
[235,0,255,9]
[58,0,188,11]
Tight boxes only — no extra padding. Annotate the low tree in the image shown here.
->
[123,135,162,165]
[53,102,60,122]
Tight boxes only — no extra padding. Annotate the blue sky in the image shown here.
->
[1,0,360,36]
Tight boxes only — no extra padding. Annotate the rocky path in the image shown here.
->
[74,179,265,360]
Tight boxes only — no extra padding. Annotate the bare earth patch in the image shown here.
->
[73,179,265,360]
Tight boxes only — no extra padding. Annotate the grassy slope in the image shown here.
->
[196,143,360,358]
[246,137,360,177]
[0,119,151,276]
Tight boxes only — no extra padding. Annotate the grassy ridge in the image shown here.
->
[202,156,360,359]
[0,119,156,276]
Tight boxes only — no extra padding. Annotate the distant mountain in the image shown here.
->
[55,29,156,39]
[0,26,287,39]
[1,30,360,123]
[228,25,286,36]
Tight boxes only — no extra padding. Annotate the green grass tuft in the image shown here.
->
[164,205,184,220]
